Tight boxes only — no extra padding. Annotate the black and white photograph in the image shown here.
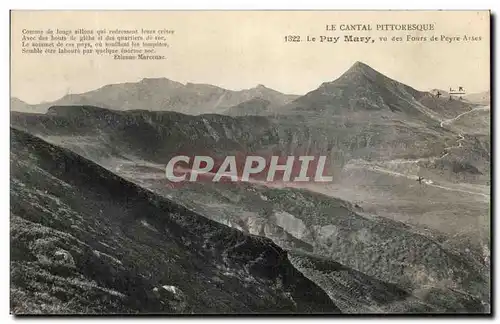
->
[8,10,492,315]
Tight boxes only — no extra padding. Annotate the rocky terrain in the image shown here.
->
[10,128,339,314]
[10,62,491,314]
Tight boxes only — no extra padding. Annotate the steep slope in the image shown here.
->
[157,182,489,303]
[442,106,490,136]
[271,62,489,190]
[417,90,480,119]
[10,128,339,314]
[11,80,298,115]
[282,61,478,123]
[10,122,490,314]
[289,250,486,314]
[91,170,488,313]
[283,62,424,118]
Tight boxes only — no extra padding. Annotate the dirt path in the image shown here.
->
[440,106,490,128]
[343,105,490,198]
[344,162,488,198]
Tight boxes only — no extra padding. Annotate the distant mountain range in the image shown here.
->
[11,80,298,115]
[464,90,490,105]
[12,61,488,117]
[11,61,489,183]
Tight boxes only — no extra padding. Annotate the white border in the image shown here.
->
[2,1,498,323]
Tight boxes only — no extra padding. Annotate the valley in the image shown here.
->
[10,61,491,314]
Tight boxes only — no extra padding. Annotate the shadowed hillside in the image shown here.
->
[10,128,339,314]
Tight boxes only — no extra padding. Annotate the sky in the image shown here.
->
[11,10,490,104]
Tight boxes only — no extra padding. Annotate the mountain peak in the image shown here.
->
[139,77,183,87]
[11,97,27,104]
[185,82,226,91]
[140,77,168,82]
[289,60,426,115]
[316,61,384,89]
[351,61,370,68]
[343,61,380,78]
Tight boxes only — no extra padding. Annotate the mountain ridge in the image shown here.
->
[11,61,482,120]
[11,78,299,115]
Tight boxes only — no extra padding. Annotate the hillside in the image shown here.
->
[10,61,490,314]
[281,62,480,123]
[10,127,339,314]
[224,97,272,116]
[10,106,490,313]
[10,101,488,240]
[464,91,490,105]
